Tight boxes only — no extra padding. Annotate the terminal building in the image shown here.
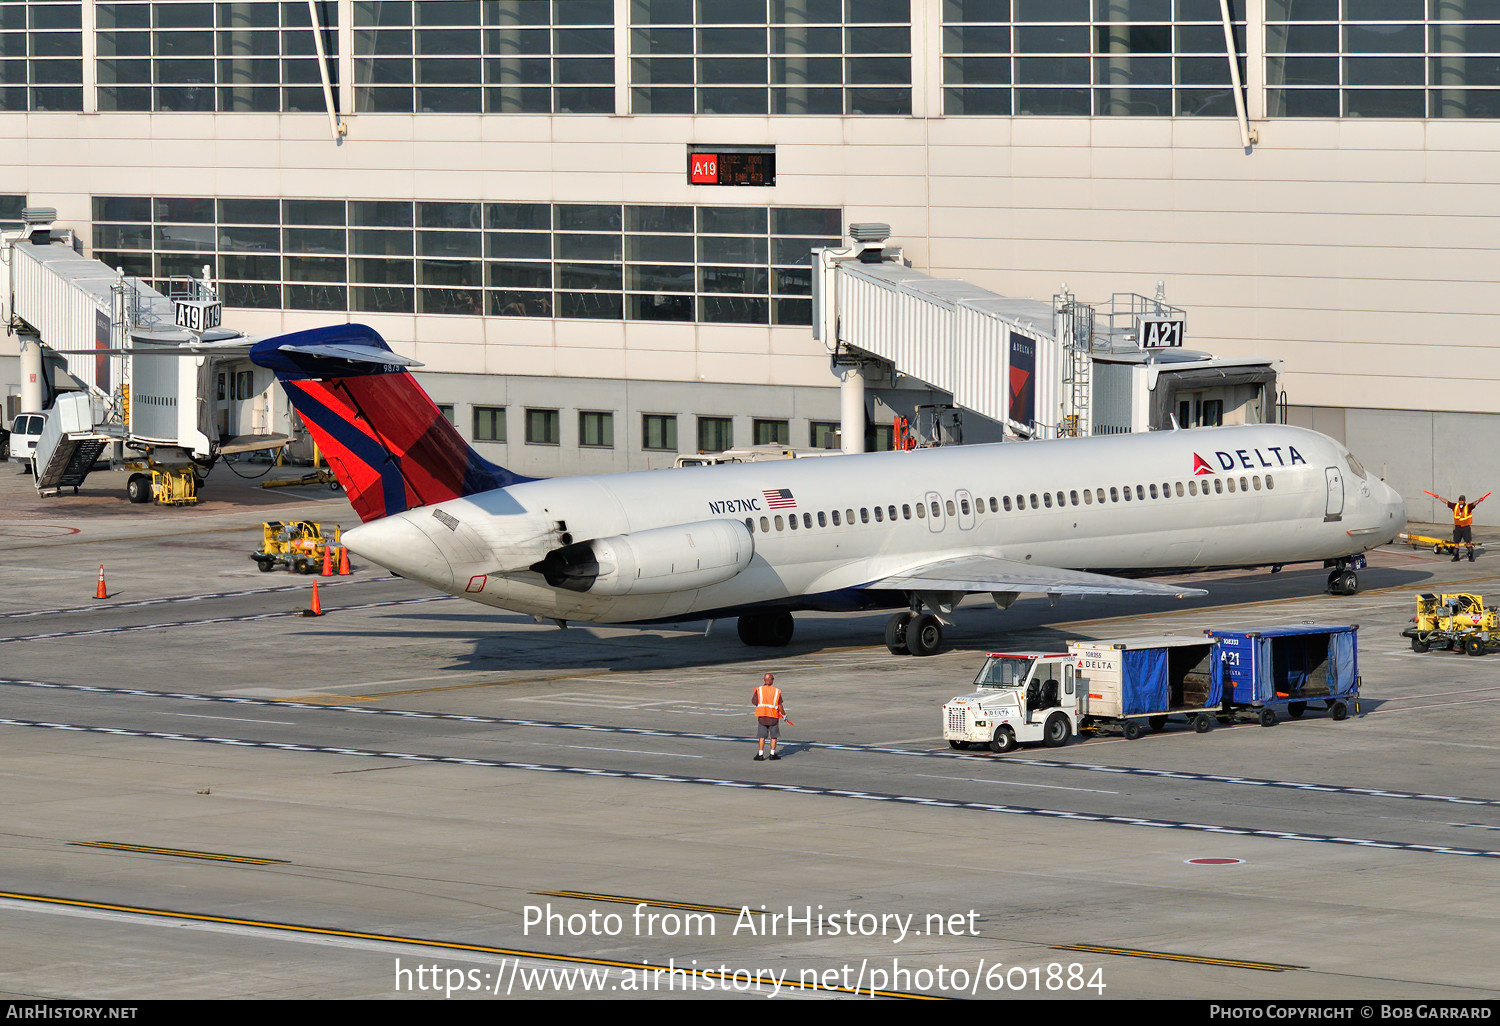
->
[0,0,1496,525]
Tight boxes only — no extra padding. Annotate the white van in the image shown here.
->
[9,413,44,470]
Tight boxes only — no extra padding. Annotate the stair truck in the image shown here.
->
[942,636,1224,753]
[1207,624,1360,725]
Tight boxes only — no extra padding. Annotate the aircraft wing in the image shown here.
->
[867,554,1208,599]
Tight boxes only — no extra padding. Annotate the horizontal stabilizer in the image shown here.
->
[870,554,1208,598]
[275,342,423,367]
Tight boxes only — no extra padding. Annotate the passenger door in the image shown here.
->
[1324,466,1344,521]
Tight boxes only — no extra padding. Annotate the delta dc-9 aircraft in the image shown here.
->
[250,325,1406,656]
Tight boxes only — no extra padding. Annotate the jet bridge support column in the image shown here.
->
[19,333,43,413]
[839,362,865,454]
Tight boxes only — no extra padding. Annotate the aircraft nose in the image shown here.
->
[344,513,456,591]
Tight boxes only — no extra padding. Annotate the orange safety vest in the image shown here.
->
[754,685,783,719]
[1455,502,1475,527]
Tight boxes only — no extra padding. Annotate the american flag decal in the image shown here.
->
[763,488,796,509]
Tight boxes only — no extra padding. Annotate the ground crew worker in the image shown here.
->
[752,672,786,762]
[1431,491,1489,561]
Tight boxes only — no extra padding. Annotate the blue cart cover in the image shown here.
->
[1120,647,1169,715]
[1209,625,1357,704]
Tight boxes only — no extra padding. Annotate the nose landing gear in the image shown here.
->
[1326,557,1361,596]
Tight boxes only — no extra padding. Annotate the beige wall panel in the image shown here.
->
[481,345,557,377]
[412,342,484,373]
[621,348,696,382]
[622,322,697,353]
[555,319,626,350]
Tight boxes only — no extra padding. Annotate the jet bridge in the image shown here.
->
[812,226,1279,448]
[3,209,291,501]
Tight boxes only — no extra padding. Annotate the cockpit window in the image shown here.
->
[1345,451,1367,480]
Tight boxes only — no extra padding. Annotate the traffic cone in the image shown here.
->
[320,544,334,576]
[304,581,323,617]
[337,546,351,576]
[94,565,108,600]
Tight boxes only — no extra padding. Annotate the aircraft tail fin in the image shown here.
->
[249,324,528,523]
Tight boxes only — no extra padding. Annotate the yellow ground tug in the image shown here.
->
[1398,531,1483,558]
[252,521,339,574]
[1403,593,1498,656]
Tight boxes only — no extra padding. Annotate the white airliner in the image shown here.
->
[250,325,1406,656]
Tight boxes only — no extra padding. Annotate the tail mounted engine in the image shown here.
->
[531,519,753,597]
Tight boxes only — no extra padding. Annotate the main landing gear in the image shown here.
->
[884,608,946,657]
[737,610,794,647]
[1326,558,1360,596]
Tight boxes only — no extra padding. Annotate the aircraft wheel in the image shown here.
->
[884,611,913,655]
[1043,713,1070,748]
[737,615,766,646]
[763,611,795,647]
[990,726,1016,754]
[126,473,151,503]
[905,612,943,657]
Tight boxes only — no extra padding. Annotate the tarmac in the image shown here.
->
[0,462,1497,1001]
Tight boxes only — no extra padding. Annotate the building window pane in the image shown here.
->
[643,413,678,451]
[525,407,560,445]
[697,415,733,452]
[579,410,614,447]
[473,405,506,442]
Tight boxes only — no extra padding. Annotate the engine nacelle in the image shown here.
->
[531,519,754,597]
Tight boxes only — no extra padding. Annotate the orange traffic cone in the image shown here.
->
[320,544,334,576]
[337,546,351,576]
[94,565,108,600]
[304,581,323,617]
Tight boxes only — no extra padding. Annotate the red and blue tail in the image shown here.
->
[249,324,529,523]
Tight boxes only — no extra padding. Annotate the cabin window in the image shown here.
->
[788,514,799,530]
[804,512,813,528]
[1227,477,1237,493]
[745,518,754,532]
[931,501,941,517]
[1136,485,1146,500]
[873,506,884,522]
[1123,487,1132,501]
[915,503,925,519]
[1213,478,1223,494]
[1028,493,1038,509]
[888,505,897,520]
[1149,484,1158,499]
[1083,489,1092,505]
[1053,491,1063,506]
[847,508,855,523]
[1266,474,1274,489]
[945,500,956,516]
[760,517,770,531]
[959,498,970,515]
[1109,487,1119,502]
[1252,476,1261,491]
[775,515,784,530]
[860,508,870,523]
[1069,490,1078,505]
[1002,496,1012,511]
[989,497,999,512]
[1095,488,1104,503]
[1240,476,1249,492]
[1043,493,1053,508]
[1175,482,1184,497]
[832,510,842,525]
[817,511,827,526]
[902,504,912,519]
[1188,479,1198,495]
